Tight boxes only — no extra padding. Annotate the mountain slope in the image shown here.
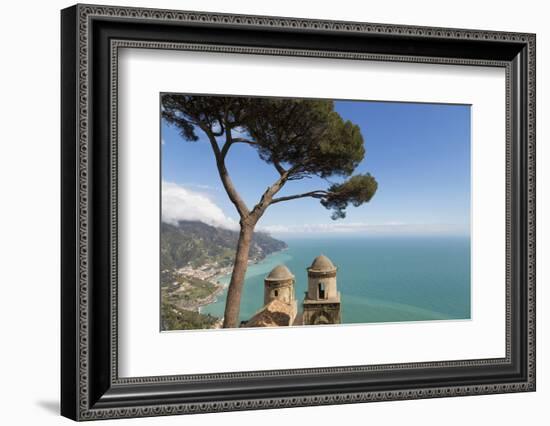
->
[161,220,287,270]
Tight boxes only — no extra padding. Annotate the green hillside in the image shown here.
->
[160,220,287,270]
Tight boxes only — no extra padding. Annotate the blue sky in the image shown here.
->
[161,99,471,237]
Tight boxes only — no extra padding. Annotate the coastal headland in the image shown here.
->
[160,219,287,331]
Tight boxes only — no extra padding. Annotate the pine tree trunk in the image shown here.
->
[222,224,254,328]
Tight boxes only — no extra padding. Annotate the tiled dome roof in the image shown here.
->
[265,264,294,281]
[309,254,336,271]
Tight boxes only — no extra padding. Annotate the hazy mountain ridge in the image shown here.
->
[161,220,287,270]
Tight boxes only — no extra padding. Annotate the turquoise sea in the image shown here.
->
[202,236,471,324]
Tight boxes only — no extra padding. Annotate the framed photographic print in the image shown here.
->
[61,4,536,421]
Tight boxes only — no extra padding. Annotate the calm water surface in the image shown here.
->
[202,236,471,324]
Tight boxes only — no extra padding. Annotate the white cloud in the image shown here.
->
[162,181,238,230]
[161,181,466,236]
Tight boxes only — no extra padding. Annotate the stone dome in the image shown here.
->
[265,264,294,281]
[309,254,336,271]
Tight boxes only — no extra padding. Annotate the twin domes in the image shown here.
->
[266,255,336,282]
[260,254,341,326]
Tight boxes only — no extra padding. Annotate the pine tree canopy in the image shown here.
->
[162,94,377,220]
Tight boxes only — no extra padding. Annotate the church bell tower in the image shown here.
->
[302,254,341,325]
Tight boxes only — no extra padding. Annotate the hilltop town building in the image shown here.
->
[243,255,341,327]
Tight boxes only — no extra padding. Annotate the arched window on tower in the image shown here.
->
[274,289,278,297]
[318,282,326,299]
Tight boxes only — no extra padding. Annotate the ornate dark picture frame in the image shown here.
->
[61,3,536,421]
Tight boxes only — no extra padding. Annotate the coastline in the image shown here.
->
[163,236,470,329]
[165,247,290,326]
[188,283,225,312]
[211,246,290,288]
[200,248,293,321]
